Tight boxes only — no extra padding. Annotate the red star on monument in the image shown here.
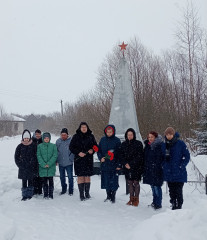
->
[119,41,128,56]
[119,41,128,51]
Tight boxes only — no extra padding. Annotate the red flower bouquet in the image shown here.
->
[105,151,114,161]
[92,145,99,152]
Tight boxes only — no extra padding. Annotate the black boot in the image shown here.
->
[78,183,85,201]
[111,191,116,203]
[171,200,177,210]
[85,183,91,199]
[104,191,111,202]
[43,184,49,199]
[27,186,34,200]
[21,188,28,201]
[60,184,67,195]
[49,186,54,199]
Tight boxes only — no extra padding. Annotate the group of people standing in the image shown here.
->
[14,122,190,211]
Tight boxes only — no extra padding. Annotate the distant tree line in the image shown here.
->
[50,2,207,148]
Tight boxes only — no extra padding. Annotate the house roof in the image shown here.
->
[0,115,26,122]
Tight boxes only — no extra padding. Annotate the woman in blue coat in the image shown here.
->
[143,131,163,210]
[97,125,121,203]
[162,127,190,210]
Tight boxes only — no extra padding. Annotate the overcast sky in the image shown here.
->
[0,0,207,115]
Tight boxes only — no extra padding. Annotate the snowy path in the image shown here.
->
[0,136,207,240]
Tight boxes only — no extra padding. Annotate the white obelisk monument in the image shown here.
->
[109,42,143,143]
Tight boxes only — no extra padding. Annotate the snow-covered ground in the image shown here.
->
[191,155,207,178]
[0,135,207,240]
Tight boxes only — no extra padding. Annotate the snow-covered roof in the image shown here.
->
[0,115,25,122]
[11,115,26,122]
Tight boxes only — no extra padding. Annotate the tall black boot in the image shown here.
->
[171,199,177,210]
[27,186,34,200]
[111,191,116,203]
[78,183,85,201]
[43,184,49,198]
[85,183,91,199]
[49,186,54,199]
[104,190,111,202]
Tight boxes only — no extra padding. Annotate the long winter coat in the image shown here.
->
[120,128,144,182]
[37,133,58,177]
[15,130,38,180]
[161,132,190,183]
[69,123,97,176]
[97,125,121,191]
[143,136,163,186]
[56,137,74,167]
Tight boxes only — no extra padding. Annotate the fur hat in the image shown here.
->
[164,127,175,136]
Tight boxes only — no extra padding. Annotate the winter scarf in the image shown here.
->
[165,134,179,160]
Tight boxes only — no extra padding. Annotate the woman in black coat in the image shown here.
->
[143,131,163,210]
[69,122,97,201]
[14,129,38,201]
[120,128,144,207]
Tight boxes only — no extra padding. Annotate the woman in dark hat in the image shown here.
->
[69,122,97,201]
[120,128,144,207]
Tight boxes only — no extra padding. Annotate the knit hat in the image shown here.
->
[61,128,68,135]
[164,127,175,136]
[22,130,31,139]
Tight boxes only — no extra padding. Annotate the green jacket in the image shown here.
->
[37,135,57,177]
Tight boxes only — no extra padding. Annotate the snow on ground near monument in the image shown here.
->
[191,155,207,177]
[0,136,207,240]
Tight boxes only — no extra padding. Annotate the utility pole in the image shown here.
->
[60,100,63,116]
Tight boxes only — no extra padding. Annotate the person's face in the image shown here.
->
[35,132,41,139]
[23,138,30,142]
[61,133,68,140]
[148,134,155,143]
[106,129,113,137]
[166,134,174,140]
[44,137,50,143]
[127,131,134,141]
[81,125,88,133]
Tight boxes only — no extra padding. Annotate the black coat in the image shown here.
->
[120,128,144,181]
[15,141,38,180]
[69,123,97,176]
[32,136,43,148]
[143,136,163,186]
